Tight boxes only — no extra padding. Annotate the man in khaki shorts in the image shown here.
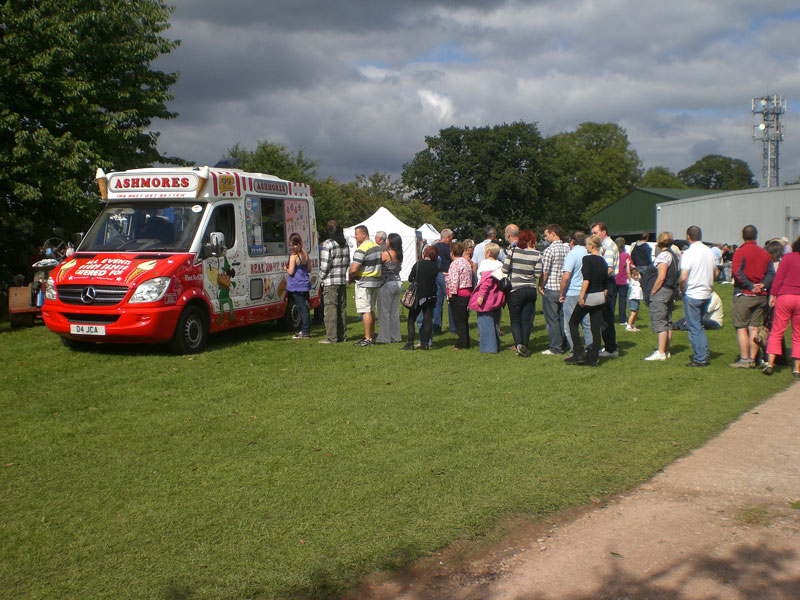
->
[730,225,774,368]
[349,225,383,346]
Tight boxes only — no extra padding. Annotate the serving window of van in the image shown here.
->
[203,203,236,249]
[246,196,286,256]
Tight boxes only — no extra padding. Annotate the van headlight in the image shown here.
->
[45,278,57,300]
[129,277,171,303]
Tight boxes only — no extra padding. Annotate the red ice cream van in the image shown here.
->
[42,166,320,353]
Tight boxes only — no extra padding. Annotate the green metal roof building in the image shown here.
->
[592,188,723,238]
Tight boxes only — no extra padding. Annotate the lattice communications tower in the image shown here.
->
[752,94,786,187]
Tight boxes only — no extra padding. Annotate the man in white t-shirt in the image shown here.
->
[679,225,717,367]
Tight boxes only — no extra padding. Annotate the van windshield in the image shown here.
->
[80,202,207,252]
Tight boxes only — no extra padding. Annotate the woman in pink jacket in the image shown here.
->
[763,236,800,376]
[468,243,507,353]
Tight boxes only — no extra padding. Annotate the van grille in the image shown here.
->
[63,313,121,324]
[57,285,129,306]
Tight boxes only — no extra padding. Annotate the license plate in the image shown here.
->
[70,324,106,336]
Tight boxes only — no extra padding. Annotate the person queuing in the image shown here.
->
[678,225,716,368]
[375,233,403,344]
[445,242,473,349]
[401,245,439,351]
[502,229,542,357]
[286,232,311,339]
[469,243,506,354]
[590,222,620,359]
[433,229,455,335]
[644,232,679,362]
[319,220,350,344]
[763,236,800,376]
[564,235,608,367]
[560,231,593,357]
[539,224,570,356]
[615,237,630,326]
[730,225,774,368]
[349,225,382,346]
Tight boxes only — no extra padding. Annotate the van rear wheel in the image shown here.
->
[282,296,303,331]
[170,305,208,354]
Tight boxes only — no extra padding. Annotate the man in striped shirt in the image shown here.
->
[349,225,382,346]
[539,224,570,355]
[319,220,350,344]
[591,221,619,358]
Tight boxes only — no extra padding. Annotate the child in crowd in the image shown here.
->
[626,266,642,332]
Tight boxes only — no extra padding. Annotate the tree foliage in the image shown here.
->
[639,166,687,189]
[678,154,757,190]
[0,0,180,286]
[227,141,319,183]
[549,122,642,225]
[229,141,435,237]
[402,121,642,237]
[402,122,549,239]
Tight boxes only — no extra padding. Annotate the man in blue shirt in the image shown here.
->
[559,231,593,356]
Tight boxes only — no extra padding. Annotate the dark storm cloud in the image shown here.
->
[152,1,800,183]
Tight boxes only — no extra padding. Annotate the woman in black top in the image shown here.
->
[402,245,440,350]
[565,235,608,367]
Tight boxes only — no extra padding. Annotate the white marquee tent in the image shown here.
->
[344,207,422,281]
[417,223,440,244]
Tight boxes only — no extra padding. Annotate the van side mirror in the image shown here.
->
[200,232,226,259]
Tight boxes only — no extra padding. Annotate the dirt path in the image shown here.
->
[353,382,800,599]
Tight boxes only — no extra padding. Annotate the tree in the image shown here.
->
[678,155,757,190]
[548,122,642,227]
[0,0,180,286]
[402,122,549,239]
[227,141,319,183]
[640,166,687,189]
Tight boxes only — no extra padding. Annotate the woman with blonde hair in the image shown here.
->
[644,232,679,361]
[564,235,607,366]
[468,243,506,353]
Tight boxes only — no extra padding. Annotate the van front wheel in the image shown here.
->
[170,305,208,354]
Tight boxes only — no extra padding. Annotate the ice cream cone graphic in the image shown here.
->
[126,259,158,282]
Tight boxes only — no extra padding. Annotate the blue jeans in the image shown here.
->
[289,291,310,335]
[433,272,454,333]
[683,295,711,363]
[541,289,566,353]
[477,309,501,353]
[563,295,593,353]
[507,286,537,348]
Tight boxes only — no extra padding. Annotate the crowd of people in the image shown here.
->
[310,218,800,373]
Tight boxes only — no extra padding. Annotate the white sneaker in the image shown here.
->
[541,349,561,356]
[598,348,618,358]
[644,350,667,361]
[625,324,640,332]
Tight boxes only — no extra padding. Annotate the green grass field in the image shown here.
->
[1,285,792,599]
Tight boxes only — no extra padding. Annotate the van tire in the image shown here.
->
[170,305,208,354]
[282,296,303,331]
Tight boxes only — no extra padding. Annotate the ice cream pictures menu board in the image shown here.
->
[284,199,310,249]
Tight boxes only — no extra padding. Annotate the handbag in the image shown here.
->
[584,291,605,306]
[753,306,773,349]
[401,264,419,309]
[491,248,514,293]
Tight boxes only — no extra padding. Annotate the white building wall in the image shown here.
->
[656,185,800,244]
